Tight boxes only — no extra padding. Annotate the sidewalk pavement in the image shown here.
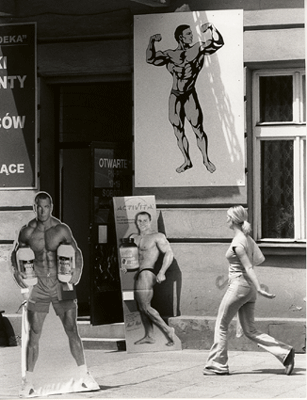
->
[0,346,305,399]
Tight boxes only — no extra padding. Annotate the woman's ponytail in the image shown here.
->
[241,220,251,235]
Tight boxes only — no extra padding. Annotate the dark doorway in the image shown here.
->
[57,82,133,324]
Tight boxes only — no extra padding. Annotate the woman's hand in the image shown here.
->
[257,288,276,299]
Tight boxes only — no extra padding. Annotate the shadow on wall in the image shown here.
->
[151,211,182,319]
[152,255,182,319]
[0,311,18,347]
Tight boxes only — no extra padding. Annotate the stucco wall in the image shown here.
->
[170,243,306,319]
[0,0,305,323]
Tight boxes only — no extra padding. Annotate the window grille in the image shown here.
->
[261,140,294,238]
[253,69,306,242]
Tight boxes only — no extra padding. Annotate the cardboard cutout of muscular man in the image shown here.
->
[146,23,224,174]
[129,211,175,346]
[11,192,99,397]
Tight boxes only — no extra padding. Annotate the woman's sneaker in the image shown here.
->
[81,372,100,391]
[19,380,35,397]
[284,348,295,375]
[203,367,229,375]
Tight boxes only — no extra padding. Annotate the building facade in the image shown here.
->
[0,0,305,350]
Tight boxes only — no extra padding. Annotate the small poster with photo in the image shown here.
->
[113,196,181,353]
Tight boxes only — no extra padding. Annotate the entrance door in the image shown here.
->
[90,143,132,325]
[58,81,133,324]
[60,144,91,316]
[60,142,132,325]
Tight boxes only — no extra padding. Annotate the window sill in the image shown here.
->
[256,122,306,126]
[258,241,306,256]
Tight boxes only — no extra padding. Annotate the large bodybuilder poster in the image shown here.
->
[113,196,181,353]
[134,10,244,187]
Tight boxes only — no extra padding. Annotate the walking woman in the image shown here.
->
[203,205,295,376]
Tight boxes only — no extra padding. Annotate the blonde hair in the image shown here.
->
[227,205,251,235]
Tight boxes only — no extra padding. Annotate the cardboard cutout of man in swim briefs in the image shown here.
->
[126,211,175,346]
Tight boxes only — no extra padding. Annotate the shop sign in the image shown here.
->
[94,147,130,193]
[0,23,37,189]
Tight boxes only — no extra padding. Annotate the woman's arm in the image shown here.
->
[235,245,276,299]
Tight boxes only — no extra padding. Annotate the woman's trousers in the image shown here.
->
[204,275,293,374]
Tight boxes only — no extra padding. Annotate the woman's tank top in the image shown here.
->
[226,234,265,279]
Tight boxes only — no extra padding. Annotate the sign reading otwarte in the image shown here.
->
[0,23,37,189]
[113,196,181,353]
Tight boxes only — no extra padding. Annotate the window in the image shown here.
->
[253,70,306,242]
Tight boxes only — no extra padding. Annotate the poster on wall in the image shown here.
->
[0,23,37,189]
[113,195,181,353]
[134,10,244,187]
